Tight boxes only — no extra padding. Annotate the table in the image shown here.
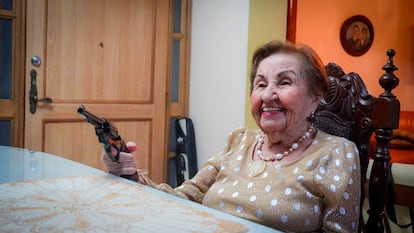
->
[0,146,281,233]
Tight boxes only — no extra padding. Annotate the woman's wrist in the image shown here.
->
[136,169,149,185]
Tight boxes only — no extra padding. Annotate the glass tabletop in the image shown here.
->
[0,146,106,183]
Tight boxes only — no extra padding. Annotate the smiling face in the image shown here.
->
[250,53,321,136]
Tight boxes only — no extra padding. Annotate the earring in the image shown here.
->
[308,112,316,122]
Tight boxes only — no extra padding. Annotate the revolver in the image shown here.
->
[77,105,137,180]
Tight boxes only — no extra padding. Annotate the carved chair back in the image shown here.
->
[314,49,400,233]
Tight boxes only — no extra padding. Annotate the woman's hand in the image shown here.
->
[101,141,138,176]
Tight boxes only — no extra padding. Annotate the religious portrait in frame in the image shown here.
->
[340,15,374,56]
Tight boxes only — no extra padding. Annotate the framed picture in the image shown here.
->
[340,15,374,56]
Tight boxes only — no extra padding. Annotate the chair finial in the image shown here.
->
[379,49,399,97]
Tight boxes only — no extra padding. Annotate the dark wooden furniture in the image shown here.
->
[315,49,400,233]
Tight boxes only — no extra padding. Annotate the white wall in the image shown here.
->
[189,0,249,168]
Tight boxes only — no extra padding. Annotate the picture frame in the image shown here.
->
[340,15,374,56]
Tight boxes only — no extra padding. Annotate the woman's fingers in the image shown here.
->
[101,143,138,176]
[116,151,137,175]
[126,141,137,152]
[121,167,138,175]
[118,151,136,163]
[101,154,123,175]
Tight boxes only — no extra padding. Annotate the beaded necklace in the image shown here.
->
[257,124,317,161]
[248,124,317,177]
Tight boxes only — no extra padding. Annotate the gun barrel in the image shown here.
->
[77,105,105,126]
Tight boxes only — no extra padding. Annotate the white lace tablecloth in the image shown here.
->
[0,175,248,233]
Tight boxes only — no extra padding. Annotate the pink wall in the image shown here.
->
[296,0,414,110]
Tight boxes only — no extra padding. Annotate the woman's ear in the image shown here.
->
[312,94,323,104]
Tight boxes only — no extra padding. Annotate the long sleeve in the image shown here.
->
[318,140,361,232]
[139,128,248,203]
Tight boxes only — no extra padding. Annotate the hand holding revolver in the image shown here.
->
[77,105,138,181]
[100,141,138,177]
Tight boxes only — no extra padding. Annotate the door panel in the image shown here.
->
[46,0,154,102]
[25,0,170,183]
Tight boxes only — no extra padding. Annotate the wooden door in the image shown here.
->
[0,0,25,147]
[25,0,171,183]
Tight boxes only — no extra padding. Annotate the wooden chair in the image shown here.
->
[314,49,400,233]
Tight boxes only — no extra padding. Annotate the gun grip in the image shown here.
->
[105,139,128,162]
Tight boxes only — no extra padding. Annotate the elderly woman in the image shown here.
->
[103,40,361,232]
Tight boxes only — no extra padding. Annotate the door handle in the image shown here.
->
[29,69,53,114]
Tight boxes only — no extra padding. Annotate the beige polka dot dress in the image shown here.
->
[156,128,360,233]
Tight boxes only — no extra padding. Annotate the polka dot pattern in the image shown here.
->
[173,129,360,232]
